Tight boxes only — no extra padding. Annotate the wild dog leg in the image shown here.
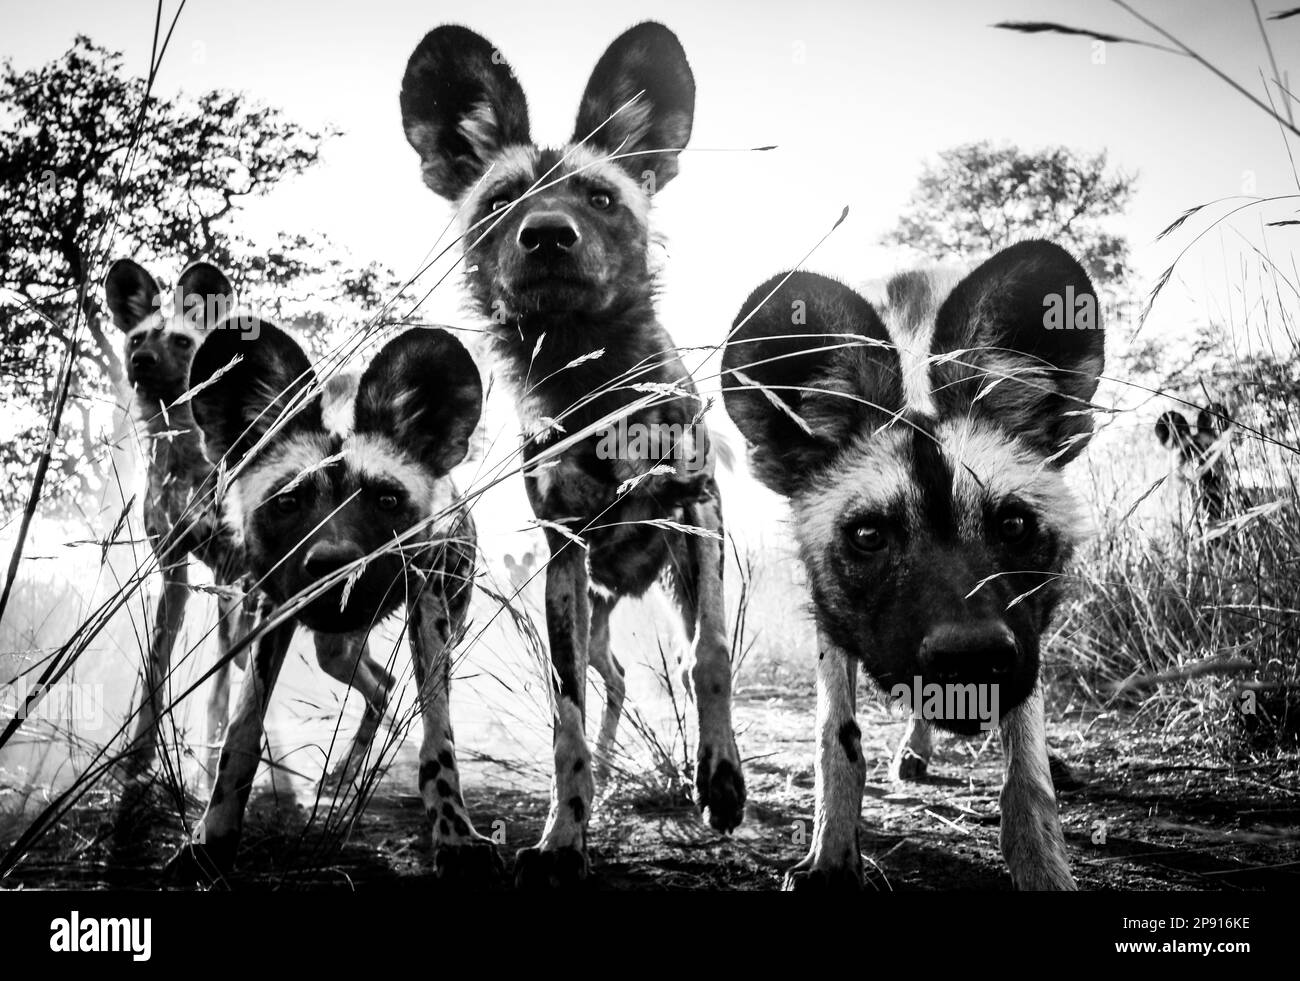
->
[891,708,1081,790]
[409,586,500,879]
[785,635,865,890]
[586,592,625,784]
[120,557,189,781]
[515,532,595,887]
[999,686,1075,890]
[889,714,933,781]
[669,483,745,832]
[315,632,397,790]
[166,614,296,881]
[1048,752,1084,791]
[204,584,250,785]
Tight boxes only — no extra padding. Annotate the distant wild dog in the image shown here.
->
[107,260,394,793]
[106,258,251,783]
[1155,401,1296,545]
[503,549,537,594]
[166,322,489,881]
[400,21,745,884]
[1156,402,1236,527]
[723,242,1105,890]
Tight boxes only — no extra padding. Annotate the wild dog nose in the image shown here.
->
[919,621,1018,682]
[302,540,365,580]
[130,350,157,370]
[517,211,579,255]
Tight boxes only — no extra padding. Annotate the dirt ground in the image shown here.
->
[5,686,1299,892]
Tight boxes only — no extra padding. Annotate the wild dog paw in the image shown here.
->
[513,845,589,889]
[433,837,505,881]
[1003,827,1076,891]
[1010,861,1077,891]
[783,854,863,891]
[889,748,929,782]
[695,742,746,833]
[163,837,236,888]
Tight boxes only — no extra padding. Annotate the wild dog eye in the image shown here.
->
[589,191,612,211]
[274,493,300,514]
[846,521,887,554]
[377,492,400,511]
[489,197,511,212]
[172,335,193,349]
[129,335,143,347]
[996,508,1036,547]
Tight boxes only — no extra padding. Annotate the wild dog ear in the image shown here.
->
[400,25,531,200]
[931,240,1105,466]
[722,271,902,497]
[104,259,161,330]
[573,22,694,192]
[1197,402,1231,438]
[176,262,236,329]
[190,320,321,467]
[1155,410,1192,450]
[354,327,483,477]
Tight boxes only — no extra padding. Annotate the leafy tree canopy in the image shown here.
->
[0,36,406,515]
[884,140,1135,286]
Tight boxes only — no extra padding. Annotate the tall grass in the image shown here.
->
[1004,3,1300,757]
[1047,414,1300,753]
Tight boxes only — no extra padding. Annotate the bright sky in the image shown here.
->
[6,0,1298,348]
[5,0,1299,537]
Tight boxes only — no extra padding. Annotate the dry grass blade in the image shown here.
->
[730,368,813,436]
[616,465,677,496]
[618,518,721,541]
[99,495,135,568]
[1140,263,1175,330]
[528,518,589,551]
[992,19,1180,54]
[1157,203,1211,240]
[1118,475,1168,525]
[171,352,243,404]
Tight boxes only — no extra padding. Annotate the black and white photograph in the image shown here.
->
[0,0,1294,959]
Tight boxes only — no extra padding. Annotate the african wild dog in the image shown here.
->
[504,549,537,594]
[107,260,396,794]
[165,322,491,881]
[722,241,1105,890]
[106,258,252,784]
[1156,402,1234,527]
[1155,401,1295,543]
[400,22,745,885]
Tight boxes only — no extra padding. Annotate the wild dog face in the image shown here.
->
[723,242,1104,732]
[190,324,482,633]
[105,258,235,402]
[400,22,694,322]
[1156,402,1231,521]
